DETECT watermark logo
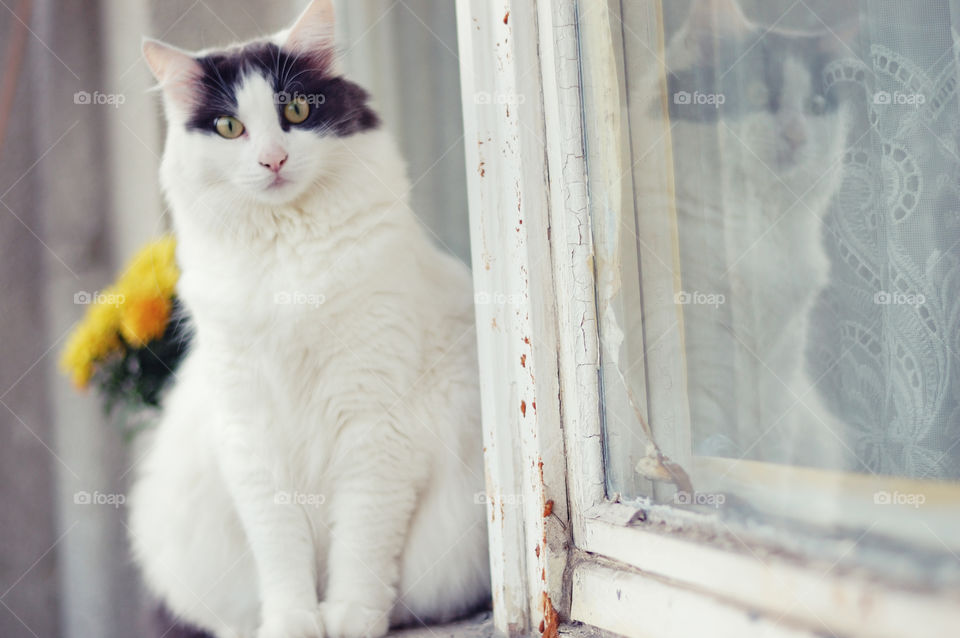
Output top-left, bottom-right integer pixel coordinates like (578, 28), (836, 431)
(74, 490), (126, 508)
(674, 290), (725, 308)
(74, 290), (125, 307)
(674, 490), (726, 508)
(873, 291), (925, 306)
(274, 490), (326, 507)
(74, 90), (126, 108)
(274, 291), (326, 308)
(474, 91), (526, 106)
(474, 291), (522, 306)
(473, 491), (524, 506)
(275, 91), (326, 106)
(873, 490), (925, 508)
(873, 91), (925, 106)
(674, 91), (725, 108)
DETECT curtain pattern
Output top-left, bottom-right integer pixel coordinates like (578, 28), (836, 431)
(810, 0), (960, 479)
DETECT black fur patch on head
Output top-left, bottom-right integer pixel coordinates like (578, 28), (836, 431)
(186, 42), (380, 136)
(665, 29), (842, 123)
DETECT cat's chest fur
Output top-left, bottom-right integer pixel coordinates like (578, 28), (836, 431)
(175, 217), (422, 420)
(177, 212), (412, 340)
(182, 242), (330, 334)
(676, 176), (832, 352)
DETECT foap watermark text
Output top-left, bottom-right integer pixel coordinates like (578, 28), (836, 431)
(674, 91), (725, 108)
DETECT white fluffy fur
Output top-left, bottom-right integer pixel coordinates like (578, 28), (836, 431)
(129, 4), (489, 638)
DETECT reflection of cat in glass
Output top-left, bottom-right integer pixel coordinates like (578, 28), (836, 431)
(649, 0), (853, 464)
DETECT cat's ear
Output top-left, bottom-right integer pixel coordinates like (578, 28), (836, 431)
(680, 0), (753, 66)
(284, 0), (337, 64)
(142, 38), (202, 112)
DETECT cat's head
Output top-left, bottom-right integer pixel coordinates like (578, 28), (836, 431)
(664, 0), (855, 197)
(144, 0), (381, 212)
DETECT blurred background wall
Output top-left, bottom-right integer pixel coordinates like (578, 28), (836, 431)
(0, 2), (467, 636)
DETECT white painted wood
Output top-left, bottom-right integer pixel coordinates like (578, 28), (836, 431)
(577, 0), (656, 502)
(462, 1), (960, 637)
(538, 0), (607, 547)
(571, 561), (820, 638)
(694, 456), (960, 553)
(579, 506), (960, 638)
(457, 1), (570, 634)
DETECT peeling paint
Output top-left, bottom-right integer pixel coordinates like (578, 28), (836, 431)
(539, 592), (560, 638)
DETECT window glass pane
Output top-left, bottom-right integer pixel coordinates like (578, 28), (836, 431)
(583, 0), (960, 575)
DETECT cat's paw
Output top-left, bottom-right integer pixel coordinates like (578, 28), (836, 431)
(319, 600), (388, 638)
(257, 606), (325, 638)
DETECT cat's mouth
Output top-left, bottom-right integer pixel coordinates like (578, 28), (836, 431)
(267, 174), (290, 189)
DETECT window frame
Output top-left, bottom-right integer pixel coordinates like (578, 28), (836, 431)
(456, 1), (960, 637)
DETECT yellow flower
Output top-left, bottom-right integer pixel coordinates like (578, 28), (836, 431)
(59, 235), (179, 388)
(60, 296), (123, 388)
(119, 295), (172, 347)
(115, 235), (179, 347)
(115, 235), (178, 301)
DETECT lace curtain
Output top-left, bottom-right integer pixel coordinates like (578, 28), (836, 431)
(809, 0), (960, 479)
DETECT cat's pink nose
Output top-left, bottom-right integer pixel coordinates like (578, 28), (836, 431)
(782, 116), (808, 150)
(259, 149), (288, 173)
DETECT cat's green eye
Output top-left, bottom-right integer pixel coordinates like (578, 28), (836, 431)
(284, 97), (310, 124)
(809, 95), (828, 115)
(215, 116), (245, 139)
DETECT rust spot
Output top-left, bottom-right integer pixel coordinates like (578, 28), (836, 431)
(532, 401), (537, 412)
(478, 161), (486, 177)
(520, 354), (527, 367)
(523, 337), (530, 345)
(503, 11), (510, 24)
(535, 544), (541, 558)
(543, 499), (553, 517)
(520, 400), (527, 417)
(540, 593), (559, 638)
(541, 568), (546, 581)
(491, 317), (498, 328)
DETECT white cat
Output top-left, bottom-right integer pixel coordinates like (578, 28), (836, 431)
(637, 0), (852, 465)
(128, 3), (489, 637)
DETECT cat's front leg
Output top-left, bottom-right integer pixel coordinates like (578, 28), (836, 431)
(216, 422), (325, 638)
(320, 429), (423, 638)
